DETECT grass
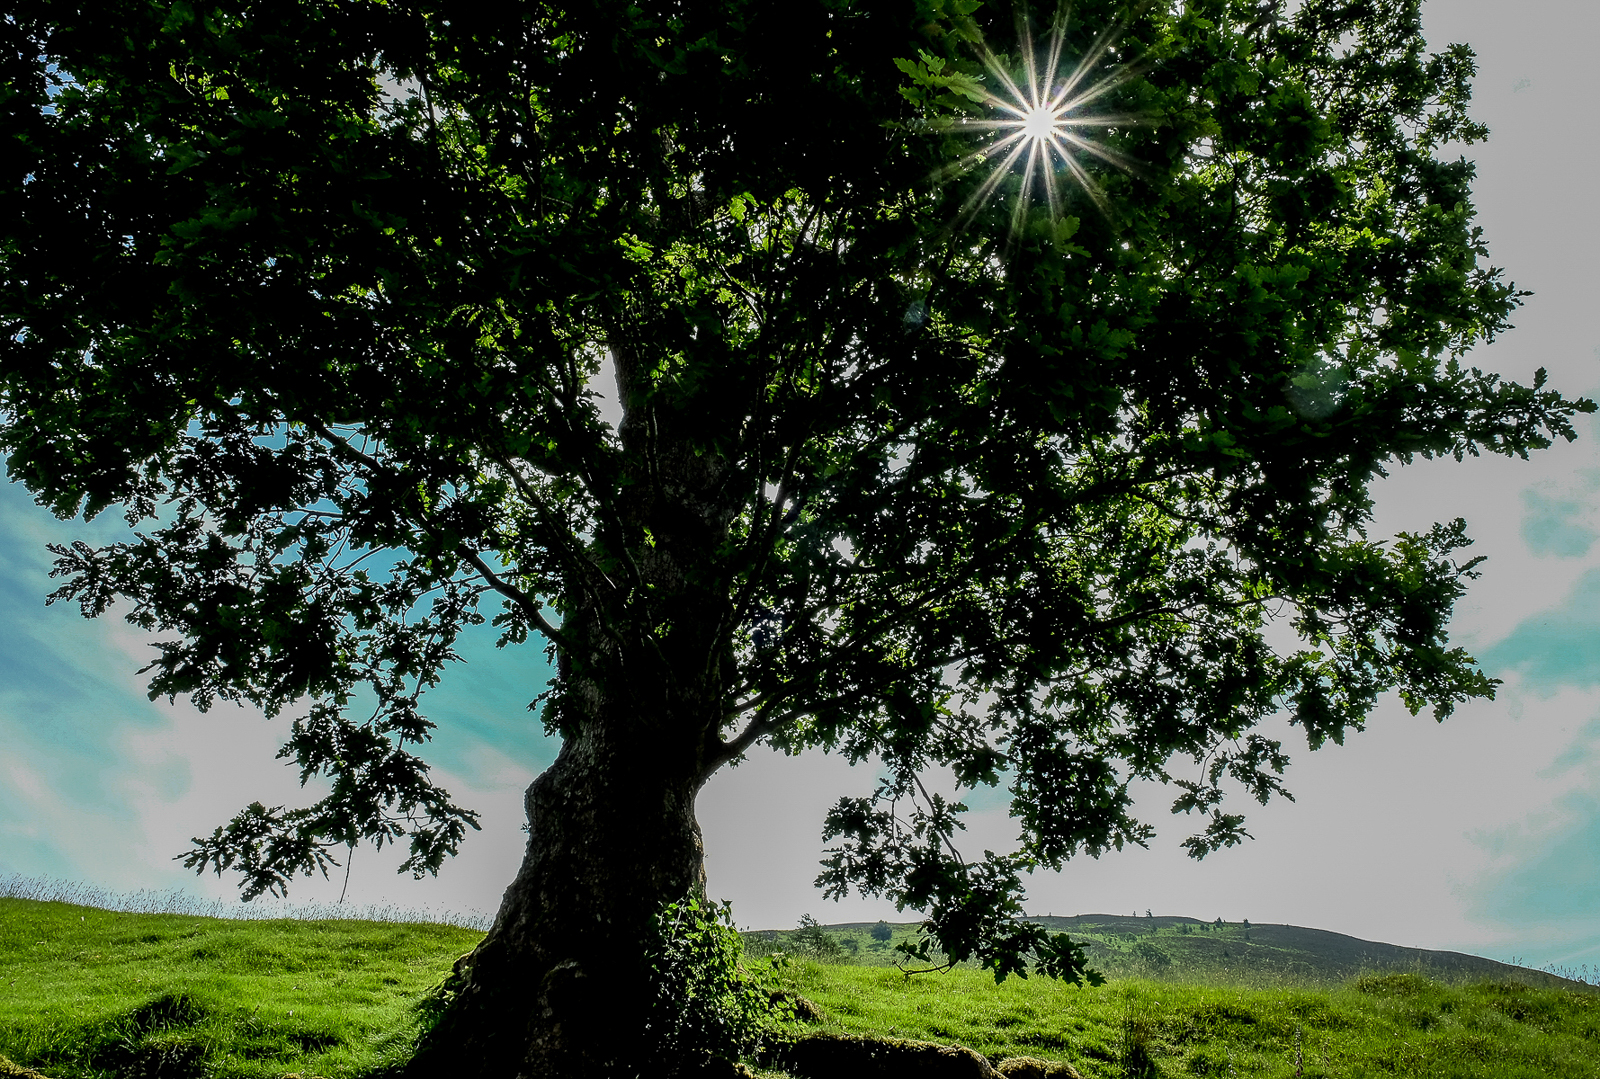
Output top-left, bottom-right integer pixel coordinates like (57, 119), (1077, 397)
(766, 961), (1600, 1077)
(0, 897), (477, 1079)
(3, 884), (1599, 1078)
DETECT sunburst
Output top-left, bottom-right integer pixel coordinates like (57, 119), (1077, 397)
(952, 7), (1147, 232)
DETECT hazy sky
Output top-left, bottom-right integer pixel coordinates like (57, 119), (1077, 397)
(4, 0), (1598, 970)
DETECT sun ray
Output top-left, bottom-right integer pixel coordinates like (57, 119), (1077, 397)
(1053, 142), (1112, 217)
(1060, 129), (1146, 180)
(935, 130), (1031, 186)
(963, 135), (1036, 218)
(974, 46), (1036, 118)
(1039, 4), (1071, 94)
(1057, 57), (1157, 115)
(1048, 12), (1130, 110)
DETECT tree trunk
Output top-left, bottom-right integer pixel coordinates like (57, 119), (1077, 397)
(413, 354), (741, 1076)
(410, 712), (713, 1078)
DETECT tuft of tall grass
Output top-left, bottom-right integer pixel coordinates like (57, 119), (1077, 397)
(1537, 962), (1600, 987)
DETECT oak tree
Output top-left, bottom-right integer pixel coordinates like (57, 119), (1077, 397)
(2, 0), (1589, 1073)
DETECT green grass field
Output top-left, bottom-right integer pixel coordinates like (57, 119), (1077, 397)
(4, 896), (1599, 1078)
(0, 898), (477, 1079)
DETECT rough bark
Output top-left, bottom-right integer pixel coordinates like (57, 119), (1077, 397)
(410, 713), (711, 1078)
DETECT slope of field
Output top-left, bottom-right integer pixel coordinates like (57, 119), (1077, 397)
(756, 915), (1591, 990)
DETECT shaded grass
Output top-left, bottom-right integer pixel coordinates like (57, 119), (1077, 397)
(0, 898), (477, 1078)
(770, 962), (1600, 1077)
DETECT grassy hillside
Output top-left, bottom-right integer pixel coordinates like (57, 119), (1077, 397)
(3, 896), (1598, 1078)
(0, 898), (475, 1079)
(752, 915), (1589, 990)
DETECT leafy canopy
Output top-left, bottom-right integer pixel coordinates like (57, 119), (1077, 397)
(1, 0), (1590, 981)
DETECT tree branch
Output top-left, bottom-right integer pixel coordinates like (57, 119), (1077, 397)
(459, 548), (565, 646)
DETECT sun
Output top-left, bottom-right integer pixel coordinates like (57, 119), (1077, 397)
(952, 7), (1145, 232)
(1023, 106), (1057, 141)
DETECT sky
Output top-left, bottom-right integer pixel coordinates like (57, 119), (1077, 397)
(4, 0), (1599, 971)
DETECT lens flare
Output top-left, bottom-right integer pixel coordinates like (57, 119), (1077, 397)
(950, 6), (1147, 233)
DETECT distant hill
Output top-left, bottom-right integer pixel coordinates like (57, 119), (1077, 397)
(750, 914), (1595, 991)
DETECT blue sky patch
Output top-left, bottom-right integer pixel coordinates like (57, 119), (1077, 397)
(1470, 789), (1600, 928)
(0, 476), (559, 846)
(1478, 568), (1600, 692)
(1521, 488), (1599, 558)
